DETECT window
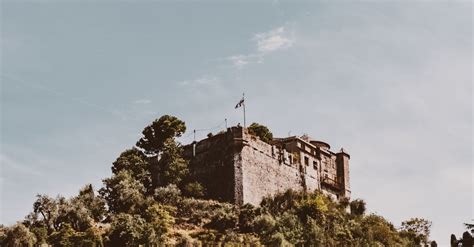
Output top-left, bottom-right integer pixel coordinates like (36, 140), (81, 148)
(304, 156), (309, 166)
(313, 161), (318, 169)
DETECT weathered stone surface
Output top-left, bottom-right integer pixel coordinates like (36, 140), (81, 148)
(183, 126), (350, 206)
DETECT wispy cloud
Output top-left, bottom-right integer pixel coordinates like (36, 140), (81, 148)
(254, 26), (294, 53)
(227, 54), (263, 68)
(178, 76), (220, 87)
(133, 99), (152, 104)
(227, 26), (294, 68)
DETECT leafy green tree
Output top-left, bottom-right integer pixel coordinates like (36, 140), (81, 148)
(247, 123), (273, 143)
(26, 186), (105, 240)
(361, 214), (402, 246)
(111, 148), (152, 193)
(48, 223), (77, 247)
(350, 199), (366, 216)
(99, 171), (146, 214)
(31, 194), (63, 233)
(74, 184), (106, 222)
(182, 181), (206, 198)
(136, 115), (186, 156)
(152, 184), (182, 205)
(157, 139), (189, 186)
(106, 213), (151, 247)
(143, 204), (175, 243)
(2, 223), (37, 247)
(400, 217), (432, 245)
(135, 115), (189, 190)
(56, 199), (93, 232)
(30, 226), (48, 244)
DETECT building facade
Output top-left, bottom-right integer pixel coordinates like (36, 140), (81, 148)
(183, 126), (350, 206)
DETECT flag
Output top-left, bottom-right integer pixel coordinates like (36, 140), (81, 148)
(235, 98), (244, 109)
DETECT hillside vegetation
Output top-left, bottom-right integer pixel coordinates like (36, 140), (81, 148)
(1, 115), (438, 246)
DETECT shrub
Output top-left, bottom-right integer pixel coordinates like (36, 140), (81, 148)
(350, 199), (366, 216)
(248, 123), (273, 143)
(205, 207), (239, 232)
(182, 182), (206, 198)
(153, 184), (182, 205)
(238, 204), (261, 233)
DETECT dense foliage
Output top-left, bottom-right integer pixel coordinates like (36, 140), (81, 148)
(248, 122), (274, 143)
(2, 115), (444, 246)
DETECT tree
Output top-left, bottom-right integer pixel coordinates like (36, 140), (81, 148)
(157, 139), (189, 187)
(451, 234), (458, 247)
(400, 218), (432, 245)
(136, 115), (186, 156)
(2, 223), (37, 247)
(75, 184), (106, 222)
(361, 214), (402, 246)
(247, 123), (273, 143)
(99, 171), (146, 214)
(30, 226), (48, 245)
(462, 231), (473, 246)
(350, 199), (366, 216)
(143, 203), (175, 242)
(107, 213), (150, 247)
(48, 223), (77, 247)
(31, 195), (62, 233)
(56, 198), (93, 232)
(111, 148), (152, 193)
(152, 184), (182, 205)
(182, 181), (206, 198)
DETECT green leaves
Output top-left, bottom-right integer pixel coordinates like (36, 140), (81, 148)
(111, 148), (153, 194)
(157, 139), (189, 187)
(100, 171), (146, 214)
(247, 122), (273, 143)
(350, 199), (366, 216)
(2, 223), (37, 247)
(400, 217), (432, 245)
(136, 115), (186, 156)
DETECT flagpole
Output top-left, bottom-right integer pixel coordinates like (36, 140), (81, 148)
(243, 93), (246, 128)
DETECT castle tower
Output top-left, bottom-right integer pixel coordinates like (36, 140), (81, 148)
(336, 149), (351, 198)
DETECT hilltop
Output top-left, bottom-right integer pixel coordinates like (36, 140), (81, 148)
(0, 115), (437, 246)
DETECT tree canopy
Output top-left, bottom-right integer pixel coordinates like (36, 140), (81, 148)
(247, 122), (273, 143)
(136, 115), (186, 156)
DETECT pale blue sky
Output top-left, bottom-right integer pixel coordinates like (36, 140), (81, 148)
(1, 1), (472, 245)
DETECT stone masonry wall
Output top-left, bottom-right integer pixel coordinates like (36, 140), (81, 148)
(183, 126), (341, 206)
(237, 130), (319, 206)
(183, 128), (243, 203)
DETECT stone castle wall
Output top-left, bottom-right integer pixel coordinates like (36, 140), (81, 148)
(237, 131), (319, 205)
(183, 128), (242, 203)
(184, 127), (324, 206)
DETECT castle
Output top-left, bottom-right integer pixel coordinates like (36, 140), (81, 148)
(183, 126), (350, 206)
